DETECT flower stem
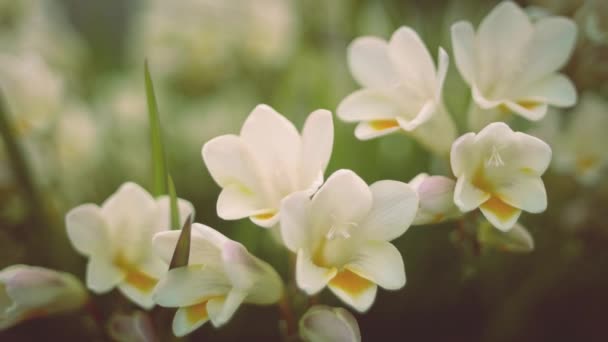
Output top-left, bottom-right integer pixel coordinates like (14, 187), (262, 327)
(278, 294), (297, 339)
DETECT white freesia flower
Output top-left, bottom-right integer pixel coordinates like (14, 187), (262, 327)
(337, 26), (456, 155)
(450, 122), (551, 231)
(280, 169), (418, 312)
(202, 104), (333, 228)
(0, 265), (87, 330)
(451, 1), (578, 128)
(409, 173), (461, 225)
(300, 305), (361, 342)
(552, 93), (608, 185)
(65, 182), (193, 309)
(152, 223), (283, 337)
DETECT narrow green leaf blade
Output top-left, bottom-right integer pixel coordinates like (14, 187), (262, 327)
(167, 175), (180, 230)
(169, 214), (192, 269)
(144, 60), (168, 197)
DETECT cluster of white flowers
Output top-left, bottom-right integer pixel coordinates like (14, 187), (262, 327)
(3, 1), (599, 341)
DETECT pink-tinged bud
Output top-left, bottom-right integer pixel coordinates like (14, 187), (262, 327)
(0, 265), (87, 330)
(107, 311), (158, 342)
(409, 173), (461, 225)
(300, 305), (361, 342)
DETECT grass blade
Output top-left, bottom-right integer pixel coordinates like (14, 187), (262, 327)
(167, 175), (180, 230)
(169, 214), (192, 269)
(144, 60), (168, 197)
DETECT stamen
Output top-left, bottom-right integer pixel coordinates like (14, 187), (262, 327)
(486, 145), (505, 167)
(326, 216), (358, 240)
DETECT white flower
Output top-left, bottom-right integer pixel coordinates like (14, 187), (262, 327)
(450, 122), (551, 231)
(451, 1), (577, 126)
(409, 173), (461, 225)
(299, 305), (361, 342)
(152, 223), (283, 337)
(65, 182), (193, 309)
(202, 104), (333, 228)
(552, 93), (608, 185)
(280, 169), (418, 312)
(0, 265), (87, 330)
(337, 26), (456, 155)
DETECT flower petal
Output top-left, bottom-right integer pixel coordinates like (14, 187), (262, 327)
(451, 21), (476, 85)
(388, 26), (436, 93)
(299, 305), (361, 342)
(172, 304), (209, 337)
(156, 197), (195, 230)
(65, 204), (110, 257)
(337, 88), (401, 123)
(503, 101), (548, 121)
(358, 180), (418, 241)
(479, 197), (522, 232)
(153, 224), (226, 267)
(217, 184), (265, 220)
(328, 270), (377, 313)
(206, 289), (247, 327)
(296, 249), (337, 295)
(117, 282), (155, 310)
(310, 170), (373, 238)
(454, 176), (490, 212)
(450, 132), (477, 177)
(86, 258), (124, 293)
(354, 120), (401, 140)
(346, 241), (406, 290)
(496, 176), (547, 214)
(153, 265), (230, 308)
(300, 109), (333, 188)
(512, 132), (552, 175)
(280, 191), (313, 252)
(347, 36), (398, 88)
(517, 74), (577, 108)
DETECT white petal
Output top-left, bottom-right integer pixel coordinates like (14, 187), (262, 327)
(476, 2), (532, 90)
(337, 88), (401, 123)
(300, 109), (333, 188)
(153, 265), (230, 308)
(310, 170), (373, 238)
(65, 204), (110, 257)
(172, 305), (209, 337)
(354, 121), (401, 140)
(240, 104), (301, 200)
(517, 74), (577, 108)
(296, 249), (337, 295)
(512, 132), (552, 175)
(413, 176), (460, 225)
(479, 198), (522, 232)
(327, 273), (377, 313)
(358, 180), (418, 241)
(117, 283), (155, 310)
(435, 47), (449, 99)
(100, 182), (158, 261)
(249, 211), (280, 228)
(396, 100), (436, 131)
(388, 26), (436, 93)
(347, 36), (398, 88)
(206, 289), (247, 327)
(503, 101), (548, 121)
(280, 191), (313, 252)
(450, 132), (477, 177)
(409, 104), (458, 156)
(520, 17), (577, 85)
(156, 197), (195, 230)
(86, 258), (124, 293)
(496, 176), (547, 214)
(346, 241), (405, 290)
(451, 21), (476, 85)
(153, 224), (226, 266)
(216, 184), (264, 220)
(454, 177), (490, 212)
(202, 134), (266, 215)
(300, 305), (361, 342)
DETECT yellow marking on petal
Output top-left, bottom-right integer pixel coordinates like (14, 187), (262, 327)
(184, 302), (209, 325)
(520, 167), (535, 175)
(517, 100), (540, 110)
(114, 256), (158, 293)
(369, 119), (399, 131)
(481, 197), (519, 222)
(576, 156), (598, 173)
(329, 269), (374, 297)
(472, 167), (493, 194)
(253, 210), (277, 220)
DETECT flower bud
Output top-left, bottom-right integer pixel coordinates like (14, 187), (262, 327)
(0, 265), (87, 330)
(299, 305), (361, 342)
(107, 311), (157, 342)
(409, 173), (461, 225)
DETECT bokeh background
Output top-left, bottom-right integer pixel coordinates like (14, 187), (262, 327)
(0, 0), (607, 340)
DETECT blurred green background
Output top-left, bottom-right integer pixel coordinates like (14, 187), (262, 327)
(0, 0), (607, 340)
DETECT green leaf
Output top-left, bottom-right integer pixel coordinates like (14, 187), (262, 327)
(169, 214), (192, 269)
(167, 175), (180, 230)
(144, 60), (168, 197)
(477, 221), (534, 253)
